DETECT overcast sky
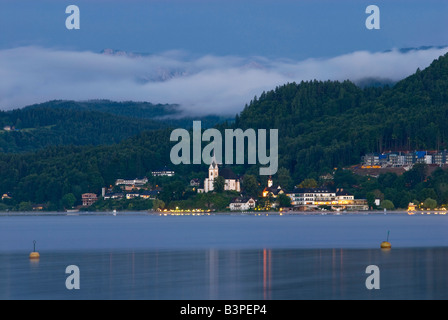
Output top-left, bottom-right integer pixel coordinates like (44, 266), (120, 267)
(1, 0), (448, 115)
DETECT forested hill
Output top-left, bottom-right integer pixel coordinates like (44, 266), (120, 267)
(26, 100), (232, 128)
(235, 52), (448, 181)
(1, 53), (448, 208)
(26, 100), (179, 119)
(0, 105), (165, 153)
(0, 100), (231, 153)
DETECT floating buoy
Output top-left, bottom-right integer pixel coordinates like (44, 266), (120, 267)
(381, 231), (391, 249)
(29, 252), (40, 259)
(380, 241), (391, 249)
(29, 240), (40, 259)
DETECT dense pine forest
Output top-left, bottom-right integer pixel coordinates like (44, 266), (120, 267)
(2, 52), (448, 211)
(0, 101), (230, 153)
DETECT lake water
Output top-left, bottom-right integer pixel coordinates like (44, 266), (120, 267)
(1, 213), (448, 300)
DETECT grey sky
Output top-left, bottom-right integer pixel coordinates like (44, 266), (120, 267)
(1, 0), (447, 59)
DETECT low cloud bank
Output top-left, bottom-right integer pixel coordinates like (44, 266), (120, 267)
(0, 46), (447, 115)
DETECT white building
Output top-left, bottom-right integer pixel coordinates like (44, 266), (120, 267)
(151, 167), (175, 177)
(287, 188), (337, 207)
(286, 188), (368, 211)
(203, 155), (240, 193)
(230, 197), (256, 211)
(204, 158), (219, 193)
(115, 177), (148, 186)
(104, 192), (124, 200)
(334, 190), (355, 205)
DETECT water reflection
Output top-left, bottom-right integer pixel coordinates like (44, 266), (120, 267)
(207, 249), (218, 300)
(263, 249), (272, 300)
(1, 247), (448, 300)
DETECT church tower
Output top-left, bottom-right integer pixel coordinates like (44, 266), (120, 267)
(204, 152), (219, 193)
(201, 151), (240, 194)
(209, 154), (219, 181)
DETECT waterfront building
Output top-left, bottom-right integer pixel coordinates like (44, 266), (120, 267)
(229, 197), (256, 211)
(82, 193), (98, 207)
(335, 189), (355, 204)
(287, 187), (336, 207)
(286, 188), (367, 211)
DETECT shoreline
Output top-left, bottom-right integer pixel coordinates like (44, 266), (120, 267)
(0, 210), (426, 217)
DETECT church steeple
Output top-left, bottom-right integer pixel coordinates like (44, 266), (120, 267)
(209, 151), (218, 169)
(209, 151), (219, 180)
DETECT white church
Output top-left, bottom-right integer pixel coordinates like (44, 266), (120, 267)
(201, 155), (241, 193)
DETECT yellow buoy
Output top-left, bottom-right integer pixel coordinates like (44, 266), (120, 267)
(29, 240), (40, 259)
(380, 241), (391, 249)
(29, 252), (40, 259)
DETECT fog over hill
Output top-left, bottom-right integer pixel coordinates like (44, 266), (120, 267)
(0, 45), (447, 116)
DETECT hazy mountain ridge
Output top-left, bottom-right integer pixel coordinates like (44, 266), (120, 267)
(99, 46), (448, 86)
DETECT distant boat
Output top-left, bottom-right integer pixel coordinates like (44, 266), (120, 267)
(66, 209), (79, 213)
(113, 209), (117, 216)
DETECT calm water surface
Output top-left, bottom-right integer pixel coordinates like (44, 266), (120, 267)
(0, 213), (447, 300)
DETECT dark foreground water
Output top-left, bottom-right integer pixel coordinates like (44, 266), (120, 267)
(1, 213), (448, 300)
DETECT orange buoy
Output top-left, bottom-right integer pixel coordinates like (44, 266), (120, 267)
(29, 252), (40, 259)
(29, 240), (40, 259)
(380, 241), (391, 249)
